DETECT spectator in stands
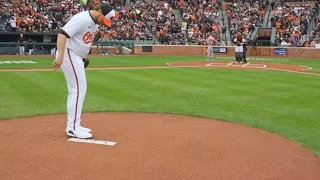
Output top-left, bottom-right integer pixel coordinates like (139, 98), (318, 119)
(272, 1), (318, 47)
(0, 0), (124, 33)
(145, 1), (183, 44)
(9, 17), (17, 32)
(97, 4), (153, 41)
(315, 40), (320, 48)
(176, 0), (221, 45)
(226, 0), (267, 42)
(0, 0), (219, 45)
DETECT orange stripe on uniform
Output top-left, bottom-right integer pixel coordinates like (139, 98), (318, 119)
(67, 49), (79, 130)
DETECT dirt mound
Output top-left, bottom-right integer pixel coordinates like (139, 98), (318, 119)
(0, 112), (319, 180)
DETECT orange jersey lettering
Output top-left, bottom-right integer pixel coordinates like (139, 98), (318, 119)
(83, 32), (95, 44)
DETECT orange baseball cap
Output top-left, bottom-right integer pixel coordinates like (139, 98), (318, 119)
(100, 4), (119, 27)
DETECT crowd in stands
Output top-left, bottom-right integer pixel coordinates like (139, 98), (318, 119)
(100, 0), (222, 45)
(143, 0), (222, 45)
(1, 0), (320, 47)
(1, 0), (222, 45)
(0, 0), (124, 32)
(149, 1), (184, 45)
(309, 16), (320, 47)
(302, 14), (320, 48)
(272, 1), (319, 47)
(226, 0), (268, 43)
(95, 5), (153, 41)
(0, 0), (92, 33)
(177, 0), (222, 45)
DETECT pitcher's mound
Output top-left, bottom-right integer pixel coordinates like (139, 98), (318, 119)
(0, 112), (319, 180)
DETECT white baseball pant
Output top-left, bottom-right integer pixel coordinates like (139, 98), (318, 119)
(19, 46), (25, 55)
(56, 48), (87, 130)
(207, 45), (214, 59)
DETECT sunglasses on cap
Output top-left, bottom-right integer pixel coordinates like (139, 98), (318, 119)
(100, 4), (119, 27)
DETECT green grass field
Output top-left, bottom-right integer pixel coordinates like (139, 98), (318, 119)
(0, 55), (320, 156)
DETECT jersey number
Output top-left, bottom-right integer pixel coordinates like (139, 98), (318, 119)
(83, 32), (95, 44)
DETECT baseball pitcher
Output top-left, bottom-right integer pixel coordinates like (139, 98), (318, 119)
(53, 4), (116, 139)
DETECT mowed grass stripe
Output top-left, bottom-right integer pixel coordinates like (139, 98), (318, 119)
(0, 73), (34, 119)
(12, 72), (68, 111)
(90, 70), (195, 100)
(102, 68), (319, 119)
(125, 70), (215, 95)
(13, 72), (67, 95)
(84, 70), (190, 112)
(89, 69), (222, 112)
(98, 69), (290, 124)
(0, 73), (49, 119)
(139, 68), (270, 100)
(86, 71), (151, 103)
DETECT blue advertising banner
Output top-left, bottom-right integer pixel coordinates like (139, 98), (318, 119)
(274, 48), (287, 56)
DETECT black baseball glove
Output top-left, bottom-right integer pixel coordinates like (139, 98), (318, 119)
(83, 58), (89, 68)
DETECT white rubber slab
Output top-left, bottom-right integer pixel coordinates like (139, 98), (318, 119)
(68, 138), (117, 146)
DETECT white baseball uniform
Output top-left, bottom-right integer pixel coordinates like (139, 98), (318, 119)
(207, 36), (215, 60)
(55, 11), (98, 131)
(234, 37), (245, 53)
(234, 37), (246, 63)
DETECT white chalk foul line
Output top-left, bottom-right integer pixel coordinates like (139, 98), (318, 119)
(251, 67), (320, 76)
(241, 62), (249, 67)
(226, 62), (234, 66)
(206, 62), (230, 66)
(297, 65), (312, 70)
(68, 138), (117, 146)
(0, 63), (319, 76)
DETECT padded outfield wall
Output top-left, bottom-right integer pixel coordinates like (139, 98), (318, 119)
(120, 45), (320, 59)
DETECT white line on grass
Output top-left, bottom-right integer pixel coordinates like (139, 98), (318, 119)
(1, 65), (319, 76)
(253, 67), (320, 76)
